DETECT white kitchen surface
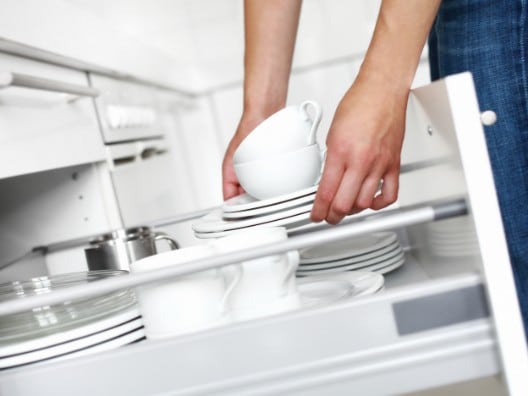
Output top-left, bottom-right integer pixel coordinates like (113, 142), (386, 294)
(0, 0), (381, 91)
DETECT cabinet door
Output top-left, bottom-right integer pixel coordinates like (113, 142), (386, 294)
(0, 53), (105, 179)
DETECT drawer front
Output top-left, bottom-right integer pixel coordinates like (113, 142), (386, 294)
(89, 74), (166, 143)
(0, 53), (105, 179)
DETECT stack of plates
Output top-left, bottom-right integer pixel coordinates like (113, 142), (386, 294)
(0, 271), (145, 371)
(425, 215), (480, 257)
(192, 185), (318, 239)
(296, 231), (405, 277)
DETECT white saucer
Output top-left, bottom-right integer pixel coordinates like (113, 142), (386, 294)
(0, 318), (145, 369)
(376, 258), (405, 274)
(430, 246), (480, 257)
(0, 307), (142, 357)
(297, 271), (384, 307)
(222, 193), (315, 219)
(297, 251), (405, 275)
(194, 212), (313, 239)
(298, 244), (403, 271)
(193, 203), (313, 233)
(300, 241), (401, 267)
(299, 232), (398, 264)
(222, 185), (318, 213)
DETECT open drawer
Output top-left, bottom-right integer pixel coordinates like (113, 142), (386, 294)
(0, 52), (105, 179)
(0, 73), (526, 395)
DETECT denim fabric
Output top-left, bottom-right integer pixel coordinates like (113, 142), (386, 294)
(429, 0), (528, 337)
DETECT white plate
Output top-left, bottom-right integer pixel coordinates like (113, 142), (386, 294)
(430, 246), (480, 257)
(222, 185), (318, 213)
(0, 307), (141, 357)
(0, 318), (144, 369)
(430, 240), (480, 249)
(297, 251), (405, 275)
(300, 240), (401, 267)
(297, 271), (384, 307)
(375, 258), (405, 274)
(425, 217), (475, 232)
(194, 204), (313, 233)
(222, 193), (315, 219)
(51, 327), (145, 363)
(299, 232), (398, 264)
(298, 244), (403, 271)
(194, 211), (311, 239)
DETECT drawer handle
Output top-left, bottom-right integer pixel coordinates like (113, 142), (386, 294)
(0, 71), (99, 97)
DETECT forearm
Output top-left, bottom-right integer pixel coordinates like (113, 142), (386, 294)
(243, 0), (302, 118)
(358, 0), (441, 95)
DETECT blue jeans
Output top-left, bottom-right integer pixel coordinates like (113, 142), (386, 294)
(429, 0), (528, 337)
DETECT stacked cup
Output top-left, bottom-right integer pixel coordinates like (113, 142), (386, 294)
(233, 100), (325, 200)
(129, 226), (300, 339)
(212, 227), (300, 321)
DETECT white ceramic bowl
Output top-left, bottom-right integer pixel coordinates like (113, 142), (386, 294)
(233, 100), (322, 164)
(234, 143), (323, 200)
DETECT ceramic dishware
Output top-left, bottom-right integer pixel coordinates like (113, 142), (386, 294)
(129, 244), (239, 339)
(212, 226), (301, 321)
(234, 100), (323, 164)
(234, 143), (324, 200)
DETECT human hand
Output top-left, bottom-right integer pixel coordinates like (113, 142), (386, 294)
(222, 113), (267, 200)
(311, 73), (409, 224)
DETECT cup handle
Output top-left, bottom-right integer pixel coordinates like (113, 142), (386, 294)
(280, 250), (299, 296)
(300, 100), (323, 145)
(219, 264), (243, 311)
(315, 147), (327, 185)
(153, 232), (179, 250)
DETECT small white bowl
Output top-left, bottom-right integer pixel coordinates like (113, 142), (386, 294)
(234, 143), (323, 200)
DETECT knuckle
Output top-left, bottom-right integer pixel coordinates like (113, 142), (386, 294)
(355, 197), (372, 210)
(332, 201), (350, 216)
(317, 187), (334, 205)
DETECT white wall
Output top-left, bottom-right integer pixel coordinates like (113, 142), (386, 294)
(0, 0), (381, 92)
(0, 0), (430, 213)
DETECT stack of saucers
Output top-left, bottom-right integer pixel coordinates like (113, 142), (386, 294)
(296, 231), (405, 277)
(0, 270), (144, 371)
(192, 185), (318, 239)
(424, 215), (480, 257)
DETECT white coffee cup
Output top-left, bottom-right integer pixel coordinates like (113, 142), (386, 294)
(234, 143), (324, 200)
(129, 244), (240, 339)
(234, 100), (323, 164)
(212, 227), (300, 321)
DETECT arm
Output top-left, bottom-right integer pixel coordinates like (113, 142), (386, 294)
(311, 0), (441, 224)
(222, 0), (302, 200)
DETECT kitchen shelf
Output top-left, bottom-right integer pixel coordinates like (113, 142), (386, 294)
(0, 253), (498, 396)
(0, 72), (525, 395)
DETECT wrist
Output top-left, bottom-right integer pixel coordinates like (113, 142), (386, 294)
(355, 65), (411, 100)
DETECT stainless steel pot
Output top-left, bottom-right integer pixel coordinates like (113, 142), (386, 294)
(84, 227), (179, 271)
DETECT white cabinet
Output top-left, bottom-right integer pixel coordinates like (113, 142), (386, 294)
(0, 53), (105, 179)
(89, 74), (167, 143)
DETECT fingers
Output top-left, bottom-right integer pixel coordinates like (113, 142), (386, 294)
(325, 170), (363, 224)
(310, 154), (345, 222)
(311, 160), (399, 224)
(370, 168), (399, 210)
(222, 153), (244, 201)
(223, 182), (240, 201)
